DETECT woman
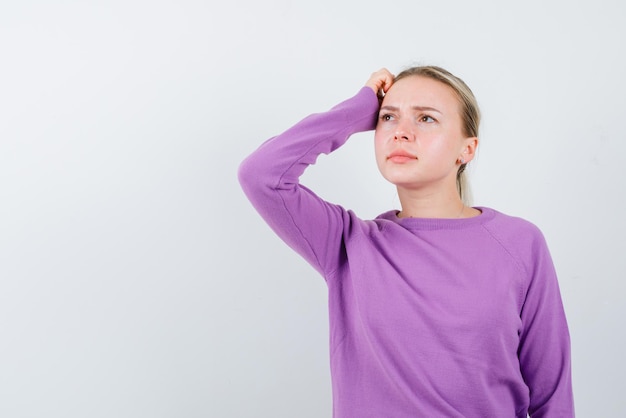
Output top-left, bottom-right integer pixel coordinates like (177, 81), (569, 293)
(238, 67), (574, 417)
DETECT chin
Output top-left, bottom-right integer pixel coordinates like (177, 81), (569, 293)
(381, 173), (418, 187)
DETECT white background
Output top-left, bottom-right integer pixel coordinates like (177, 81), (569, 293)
(1, 0), (624, 417)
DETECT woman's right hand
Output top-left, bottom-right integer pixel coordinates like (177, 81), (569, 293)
(365, 68), (395, 101)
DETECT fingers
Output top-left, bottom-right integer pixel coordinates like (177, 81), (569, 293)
(365, 68), (395, 98)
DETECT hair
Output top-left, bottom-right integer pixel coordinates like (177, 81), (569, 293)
(394, 66), (481, 205)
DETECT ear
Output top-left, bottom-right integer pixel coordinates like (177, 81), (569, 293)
(459, 137), (479, 164)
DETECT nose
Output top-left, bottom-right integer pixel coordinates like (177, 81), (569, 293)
(394, 131), (408, 141)
(392, 117), (414, 141)
(393, 125), (413, 142)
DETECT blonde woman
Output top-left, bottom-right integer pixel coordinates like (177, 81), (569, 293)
(239, 67), (574, 417)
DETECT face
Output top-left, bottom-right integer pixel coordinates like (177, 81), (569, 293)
(374, 75), (476, 192)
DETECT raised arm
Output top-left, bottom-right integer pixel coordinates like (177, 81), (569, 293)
(238, 71), (392, 276)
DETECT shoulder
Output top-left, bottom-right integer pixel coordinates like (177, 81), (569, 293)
(480, 207), (552, 273)
(481, 207), (544, 240)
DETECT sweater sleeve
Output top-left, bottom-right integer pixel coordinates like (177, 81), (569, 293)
(519, 230), (575, 417)
(238, 87), (380, 276)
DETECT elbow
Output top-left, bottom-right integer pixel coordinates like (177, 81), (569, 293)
(237, 154), (259, 195)
(237, 152), (275, 201)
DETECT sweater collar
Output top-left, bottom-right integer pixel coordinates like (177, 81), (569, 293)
(376, 207), (495, 231)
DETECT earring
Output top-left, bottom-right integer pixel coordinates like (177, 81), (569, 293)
(458, 157), (465, 164)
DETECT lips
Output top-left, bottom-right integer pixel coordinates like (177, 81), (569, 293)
(387, 149), (417, 163)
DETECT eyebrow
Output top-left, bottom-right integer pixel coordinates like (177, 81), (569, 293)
(380, 105), (442, 114)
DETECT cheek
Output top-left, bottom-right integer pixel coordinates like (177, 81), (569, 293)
(373, 132), (386, 160)
(376, 121), (394, 134)
(429, 141), (463, 166)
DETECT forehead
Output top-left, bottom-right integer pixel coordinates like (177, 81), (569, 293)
(383, 75), (460, 112)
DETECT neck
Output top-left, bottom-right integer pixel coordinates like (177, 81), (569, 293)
(396, 186), (471, 219)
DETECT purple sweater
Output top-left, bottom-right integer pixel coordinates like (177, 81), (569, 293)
(238, 87), (574, 417)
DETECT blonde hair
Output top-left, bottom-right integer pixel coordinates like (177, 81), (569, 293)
(394, 66), (480, 205)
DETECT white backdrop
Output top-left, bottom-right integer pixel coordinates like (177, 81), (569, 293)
(1, 1), (624, 417)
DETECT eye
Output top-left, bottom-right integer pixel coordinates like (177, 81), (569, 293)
(420, 115), (436, 123)
(380, 113), (394, 122)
